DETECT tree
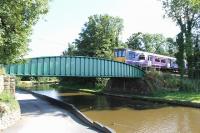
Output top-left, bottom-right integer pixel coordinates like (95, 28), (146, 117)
(62, 43), (77, 56)
(126, 32), (144, 51)
(175, 32), (185, 80)
(161, 0), (200, 77)
(74, 14), (124, 59)
(166, 37), (177, 56)
(0, 0), (48, 64)
(126, 32), (175, 55)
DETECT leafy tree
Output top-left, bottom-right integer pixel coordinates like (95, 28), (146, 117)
(74, 14), (124, 59)
(126, 32), (174, 55)
(175, 32), (185, 80)
(62, 43), (77, 56)
(126, 32), (144, 51)
(0, 0), (49, 64)
(193, 34), (200, 78)
(161, 0), (200, 78)
(166, 37), (177, 56)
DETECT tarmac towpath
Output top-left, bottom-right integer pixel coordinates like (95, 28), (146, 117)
(2, 90), (99, 133)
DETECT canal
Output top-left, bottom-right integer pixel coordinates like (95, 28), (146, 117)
(30, 85), (200, 133)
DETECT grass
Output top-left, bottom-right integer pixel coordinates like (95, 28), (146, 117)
(0, 91), (19, 114)
(150, 91), (200, 103)
(17, 81), (103, 93)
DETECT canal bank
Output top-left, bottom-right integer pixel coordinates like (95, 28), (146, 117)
(2, 90), (111, 133)
(103, 92), (200, 108)
(61, 87), (200, 109)
(15, 89), (115, 133)
(56, 87), (200, 109)
(29, 88), (200, 133)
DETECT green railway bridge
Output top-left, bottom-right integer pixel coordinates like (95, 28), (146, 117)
(5, 56), (145, 78)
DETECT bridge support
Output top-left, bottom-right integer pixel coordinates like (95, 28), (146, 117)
(0, 75), (15, 96)
(105, 78), (151, 95)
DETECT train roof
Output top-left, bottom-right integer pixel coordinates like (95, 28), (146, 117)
(132, 50), (176, 60)
(114, 48), (176, 60)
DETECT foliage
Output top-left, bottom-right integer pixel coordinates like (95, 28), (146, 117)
(62, 14), (123, 87)
(192, 35), (200, 79)
(166, 37), (177, 55)
(145, 71), (180, 92)
(62, 43), (77, 56)
(18, 76), (58, 82)
(126, 32), (177, 56)
(151, 90), (200, 103)
(0, 91), (19, 114)
(175, 32), (185, 80)
(0, 65), (5, 75)
(74, 14), (124, 59)
(161, 0), (200, 78)
(0, 0), (49, 65)
(145, 71), (200, 93)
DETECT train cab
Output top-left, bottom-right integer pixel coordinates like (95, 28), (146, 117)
(114, 48), (140, 66)
(114, 48), (127, 63)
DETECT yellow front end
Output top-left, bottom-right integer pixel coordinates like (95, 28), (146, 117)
(114, 57), (126, 63)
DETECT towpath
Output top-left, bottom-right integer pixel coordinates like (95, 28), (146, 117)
(3, 90), (99, 133)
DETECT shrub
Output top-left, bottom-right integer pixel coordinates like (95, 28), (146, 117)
(0, 91), (19, 114)
(146, 71), (200, 93)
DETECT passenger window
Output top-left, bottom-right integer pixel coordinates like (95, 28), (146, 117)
(161, 59), (166, 63)
(155, 58), (160, 62)
(139, 54), (145, 60)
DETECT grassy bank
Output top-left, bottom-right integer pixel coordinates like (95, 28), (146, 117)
(0, 91), (19, 115)
(150, 91), (200, 103)
(17, 81), (102, 93)
(143, 71), (200, 104)
(16, 71), (200, 106)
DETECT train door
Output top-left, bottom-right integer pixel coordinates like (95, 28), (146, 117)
(147, 55), (152, 67)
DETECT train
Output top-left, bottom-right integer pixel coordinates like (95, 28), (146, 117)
(114, 48), (187, 70)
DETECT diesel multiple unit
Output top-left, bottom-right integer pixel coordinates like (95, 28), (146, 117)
(114, 48), (187, 70)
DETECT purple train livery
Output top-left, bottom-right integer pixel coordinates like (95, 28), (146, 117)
(114, 48), (187, 70)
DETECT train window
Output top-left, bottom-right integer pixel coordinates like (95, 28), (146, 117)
(161, 59), (166, 63)
(118, 51), (122, 57)
(115, 50), (126, 57)
(114, 51), (118, 57)
(139, 54), (145, 60)
(155, 58), (160, 62)
(122, 51), (126, 57)
(128, 52), (135, 59)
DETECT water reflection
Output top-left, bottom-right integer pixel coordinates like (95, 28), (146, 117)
(34, 89), (200, 133)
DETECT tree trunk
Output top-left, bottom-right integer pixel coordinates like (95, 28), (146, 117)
(185, 32), (193, 78)
(176, 32), (185, 90)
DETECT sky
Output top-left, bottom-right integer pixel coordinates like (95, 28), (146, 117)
(27, 0), (180, 58)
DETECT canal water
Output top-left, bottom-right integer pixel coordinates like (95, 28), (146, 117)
(31, 85), (200, 133)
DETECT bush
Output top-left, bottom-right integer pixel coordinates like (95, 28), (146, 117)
(146, 71), (200, 93)
(181, 79), (200, 92)
(0, 91), (19, 114)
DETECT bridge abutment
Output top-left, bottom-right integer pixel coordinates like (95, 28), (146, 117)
(105, 78), (151, 95)
(0, 75), (15, 96)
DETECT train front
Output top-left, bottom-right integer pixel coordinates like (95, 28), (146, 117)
(113, 48), (127, 63)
